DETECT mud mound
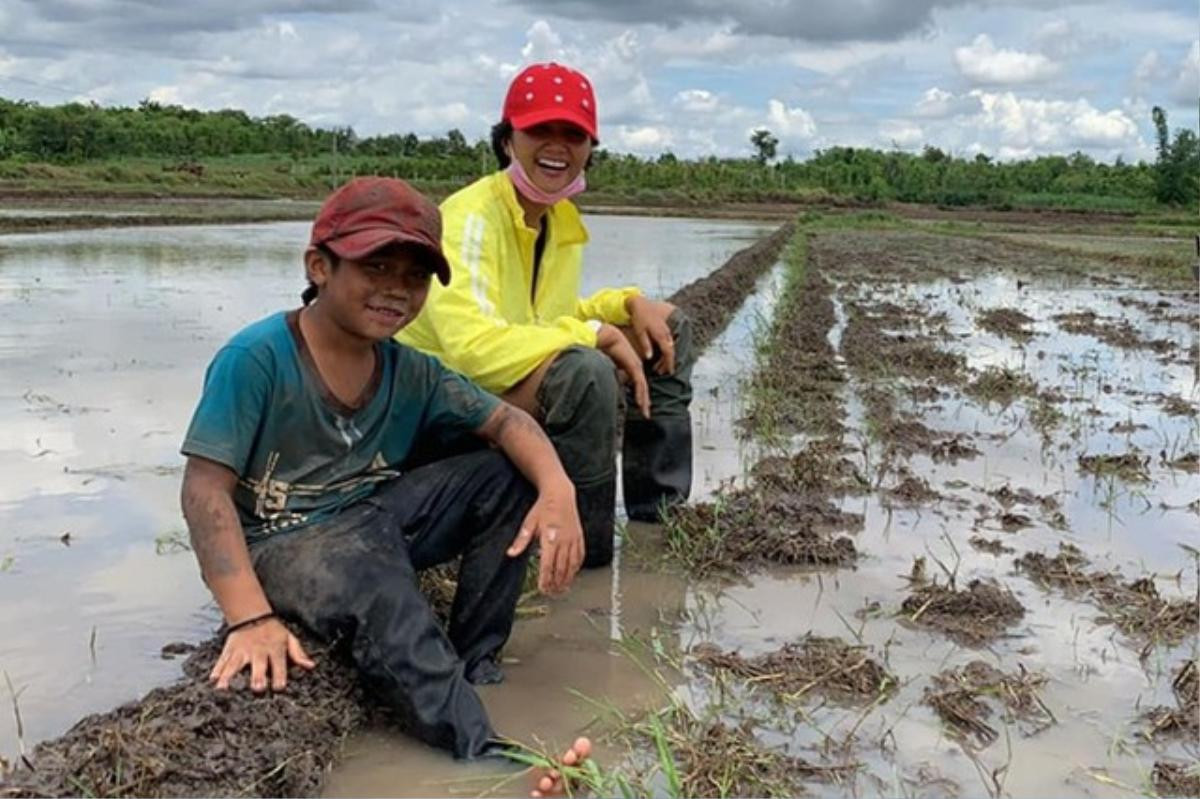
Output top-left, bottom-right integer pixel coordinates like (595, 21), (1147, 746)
(977, 307), (1035, 342)
(1160, 393), (1198, 418)
(968, 536), (1014, 555)
(1016, 543), (1198, 649)
(900, 578), (1025, 646)
(743, 254), (847, 438)
(1077, 451), (1151, 481)
(663, 487), (859, 577)
(1153, 760), (1200, 798)
(668, 221), (795, 354)
(0, 634), (365, 798)
(884, 473), (942, 507)
(748, 439), (869, 496)
(1143, 660), (1198, 741)
(692, 636), (895, 702)
(965, 367), (1038, 407)
(1053, 310), (1174, 354)
(842, 309), (966, 383)
(924, 661), (1054, 746)
(672, 715), (854, 797)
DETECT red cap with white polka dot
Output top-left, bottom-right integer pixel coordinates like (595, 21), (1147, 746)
(502, 62), (598, 140)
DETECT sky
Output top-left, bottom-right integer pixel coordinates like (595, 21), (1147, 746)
(0, 0), (1196, 163)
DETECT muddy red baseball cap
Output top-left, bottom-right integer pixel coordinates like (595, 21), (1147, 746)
(309, 177), (450, 285)
(503, 62), (598, 140)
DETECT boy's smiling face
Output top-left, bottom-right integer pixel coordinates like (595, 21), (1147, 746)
(305, 244), (433, 342)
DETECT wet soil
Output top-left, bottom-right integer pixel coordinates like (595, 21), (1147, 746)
(977, 307), (1035, 342)
(1153, 760), (1200, 797)
(900, 577), (1026, 647)
(924, 660), (1054, 746)
(1143, 660), (1198, 741)
(1015, 544), (1198, 649)
(692, 636), (895, 702)
(0, 634), (365, 798)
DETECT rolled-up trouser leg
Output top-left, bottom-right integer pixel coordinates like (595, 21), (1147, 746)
(623, 309), (696, 521)
(536, 345), (620, 568)
(250, 451), (536, 760)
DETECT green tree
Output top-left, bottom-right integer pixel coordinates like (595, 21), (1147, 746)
(750, 128), (778, 165)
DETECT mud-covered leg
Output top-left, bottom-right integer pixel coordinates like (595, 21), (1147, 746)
(623, 309), (696, 521)
(536, 346), (620, 569)
(250, 503), (498, 760)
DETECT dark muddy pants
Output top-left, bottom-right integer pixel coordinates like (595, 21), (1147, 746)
(249, 450), (535, 760)
(537, 309), (696, 568)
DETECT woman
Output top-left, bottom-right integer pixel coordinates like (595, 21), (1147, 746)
(398, 62), (694, 568)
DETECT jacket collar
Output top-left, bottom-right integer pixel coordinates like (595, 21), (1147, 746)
(493, 171), (589, 246)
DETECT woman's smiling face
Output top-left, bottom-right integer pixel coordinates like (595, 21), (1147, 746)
(508, 120), (593, 196)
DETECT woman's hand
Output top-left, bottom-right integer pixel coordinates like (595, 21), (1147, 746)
(596, 323), (650, 418)
(626, 296), (678, 375)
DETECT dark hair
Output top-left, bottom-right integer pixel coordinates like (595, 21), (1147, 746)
(490, 119), (597, 170)
(301, 245), (339, 306)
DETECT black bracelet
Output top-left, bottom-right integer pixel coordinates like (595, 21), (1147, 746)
(224, 611), (276, 637)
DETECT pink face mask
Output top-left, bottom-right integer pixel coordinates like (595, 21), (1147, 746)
(506, 158), (587, 206)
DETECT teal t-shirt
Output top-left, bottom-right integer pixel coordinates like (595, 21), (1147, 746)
(181, 311), (500, 543)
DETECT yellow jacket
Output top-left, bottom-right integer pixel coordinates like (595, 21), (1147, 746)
(397, 172), (641, 394)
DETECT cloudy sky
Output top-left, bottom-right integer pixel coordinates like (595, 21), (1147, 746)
(0, 0), (1195, 162)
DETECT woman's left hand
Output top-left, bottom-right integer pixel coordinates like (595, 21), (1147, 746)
(626, 296), (677, 375)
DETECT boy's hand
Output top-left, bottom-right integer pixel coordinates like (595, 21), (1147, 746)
(507, 482), (584, 595)
(210, 617), (316, 692)
(596, 323), (650, 419)
(626, 296), (678, 376)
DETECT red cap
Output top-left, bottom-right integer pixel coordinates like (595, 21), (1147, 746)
(309, 177), (450, 285)
(502, 62), (598, 140)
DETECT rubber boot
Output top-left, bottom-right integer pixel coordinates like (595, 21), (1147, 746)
(622, 415), (693, 521)
(577, 476), (617, 568)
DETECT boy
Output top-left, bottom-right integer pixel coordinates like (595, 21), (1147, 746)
(180, 176), (590, 781)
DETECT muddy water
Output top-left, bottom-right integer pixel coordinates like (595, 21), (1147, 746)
(0, 215), (772, 762)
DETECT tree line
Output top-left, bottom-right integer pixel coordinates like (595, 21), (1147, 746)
(0, 96), (1195, 208)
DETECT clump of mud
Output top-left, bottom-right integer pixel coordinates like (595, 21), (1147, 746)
(0, 633), (366, 798)
(900, 575), (1025, 647)
(965, 366), (1038, 407)
(1077, 451), (1151, 482)
(663, 439), (863, 577)
(924, 661), (1055, 746)
(884, 473), (942, 507)
(669, 222), (796, 354)
(669, 713), (856, 797)
(1153, 760), (1200, 798)
(968, 536), (1014, 555)
(1016, 543), (1198, 650)
(692, 636), (895, 702)
(1162, 451), (1199, 473)
(977, 307), (1035, 342)
(1159, 393), (1198, 418)
(842, 306), (966, 383)
(1053, 310), (1174, 354)
(1143, 660), (1198, 741)
(662, 483), (859, 578)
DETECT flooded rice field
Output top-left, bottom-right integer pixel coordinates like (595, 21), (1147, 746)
(0, 212), (1197, 798)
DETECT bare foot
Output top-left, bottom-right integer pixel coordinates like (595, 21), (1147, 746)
(530, 737), (592, 798)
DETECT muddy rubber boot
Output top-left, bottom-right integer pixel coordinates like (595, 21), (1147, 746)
(577, 476), (617, 568)
(622, 415), (693, 521)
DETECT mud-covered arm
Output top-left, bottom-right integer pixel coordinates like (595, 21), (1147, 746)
(181, 455), (314, 690)
(475, 403), (583, 594)
(181, 455), (271, 624)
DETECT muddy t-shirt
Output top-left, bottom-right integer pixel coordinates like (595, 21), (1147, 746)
(181, 311), (499, 543)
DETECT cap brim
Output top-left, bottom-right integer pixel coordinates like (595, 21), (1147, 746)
(326, 229), (451, 286)
(509, 107), (597, 140)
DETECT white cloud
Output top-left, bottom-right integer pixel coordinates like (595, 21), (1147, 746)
(913, 86), (977, 118)
(971, 90), (1139, 151)
(650, 26), (747, 62)
(766, 99), (816, 141)
(880, 120), (924, 149)
(521, 19), (565, 62)
(609, 124), (673, 153)
(673, 89), (719, 113)
(1171, 40), (1199, 105)
(954, 34), (1060, 85)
